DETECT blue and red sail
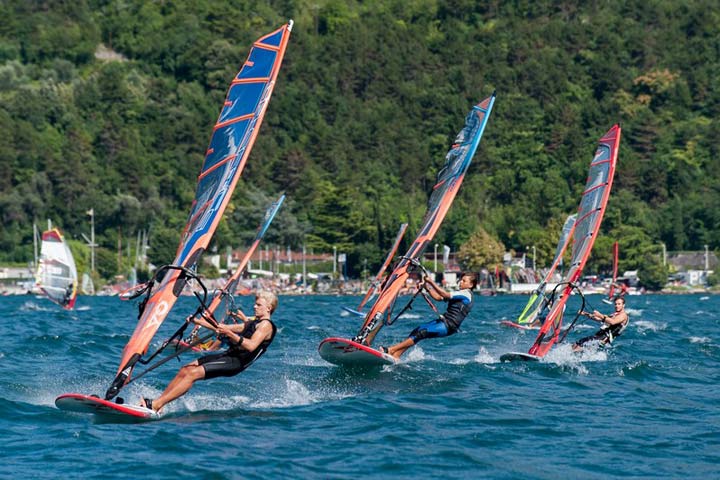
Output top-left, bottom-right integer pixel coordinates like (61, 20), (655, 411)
(107, 22), (292, 398)
(353, 94), (496, 346)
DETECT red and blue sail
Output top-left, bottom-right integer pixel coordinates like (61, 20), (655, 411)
(527, 125), (621, 357)
(107, 22), (292, 398)
(355, 94), (496, 346)
(202, 194), (285, 324)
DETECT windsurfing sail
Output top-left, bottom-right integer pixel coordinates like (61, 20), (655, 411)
(608, 241), (619, 300)
(81, 272), (95, 295)
(35, 228), (78, 309)
(195, 194), (284, 327)
(527, 124), (621, 358)
(105, 21), (293, 400)
(515, 214), (577, 325)
(356, 223), (408, 313)
(353, 93), (496, 346)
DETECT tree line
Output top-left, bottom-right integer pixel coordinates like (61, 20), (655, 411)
(1, 0), (718, 290)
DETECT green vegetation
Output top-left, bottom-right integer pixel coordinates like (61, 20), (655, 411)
(1, 1), (718, 291)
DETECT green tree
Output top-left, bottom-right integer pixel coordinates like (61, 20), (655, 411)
(637, 253), (668, 291)
(457, 227), (505, 272)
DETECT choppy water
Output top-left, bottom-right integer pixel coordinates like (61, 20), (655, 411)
(1, 293), (718, 479)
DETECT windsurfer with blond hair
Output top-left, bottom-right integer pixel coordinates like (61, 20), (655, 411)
(140, 290), (278, 413)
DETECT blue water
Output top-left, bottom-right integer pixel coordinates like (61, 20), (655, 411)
(1, 293), (718, 479)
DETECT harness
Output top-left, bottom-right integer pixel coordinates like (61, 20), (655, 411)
(228, 318), (277, 367)
(600, 316), (629, 343)
(441, 289), (474, 332)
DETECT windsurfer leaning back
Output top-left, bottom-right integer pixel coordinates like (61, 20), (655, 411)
(140, 291), (278, 413)
(573, 297), (629, 351)
(381, 273), (478, 359)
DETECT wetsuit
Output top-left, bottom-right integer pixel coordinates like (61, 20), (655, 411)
(408, 288), (474, 343)
(198, 318), (277, 379)
(574, 314), (628, 348)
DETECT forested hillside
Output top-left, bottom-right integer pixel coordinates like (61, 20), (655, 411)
(1, 0), (718, 283)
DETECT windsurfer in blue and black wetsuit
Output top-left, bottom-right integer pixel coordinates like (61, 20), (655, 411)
(382, 273), (477, 360)
(140, 291), (278, 413)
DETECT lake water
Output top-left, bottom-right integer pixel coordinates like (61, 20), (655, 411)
(1, 293), (718, 479)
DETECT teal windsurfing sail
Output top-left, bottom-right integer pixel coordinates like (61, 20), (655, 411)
(515, 213), (577, 325)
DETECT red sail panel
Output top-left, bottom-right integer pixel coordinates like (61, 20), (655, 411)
(528, 125), (621, 357)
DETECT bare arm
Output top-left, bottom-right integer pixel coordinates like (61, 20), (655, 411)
(216, 319), (272, 351)
(604, 311), (628, 326)
(587, 310), (627, 326)
(191, 314), (218, 331)
(423, 276), (451, 301)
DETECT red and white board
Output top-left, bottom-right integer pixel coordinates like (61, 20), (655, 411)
(318, 337), (397, 367)
(499, 320), (540, 331)
(55, 393), (160, 420)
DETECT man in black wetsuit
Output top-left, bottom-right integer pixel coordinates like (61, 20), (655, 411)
(140, 291), (278, 413)
(573, 297), (629, 351)
(383, 272), (477, 359)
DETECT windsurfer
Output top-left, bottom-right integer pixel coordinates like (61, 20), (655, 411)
(573, 297), (629, 351)
(140, 291), (278, 413)
(612, 281), (629, 299)
(382, 273), (477, 359)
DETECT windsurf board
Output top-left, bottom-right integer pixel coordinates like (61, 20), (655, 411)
(318, 337), (396, 367)
(55, 393), (160, 420)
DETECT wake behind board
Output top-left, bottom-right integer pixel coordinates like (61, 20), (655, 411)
(499, 320), (540, 331)
(499, 352), (541, 362)
(318, 337), (396, 367)
(55, 393), (159, 421)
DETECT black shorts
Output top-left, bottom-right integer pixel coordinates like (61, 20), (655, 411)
(197, 351), (253, 380)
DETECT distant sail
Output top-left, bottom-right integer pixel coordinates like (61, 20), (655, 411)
(203, 194), (285, 324)
(354, 94), (496, 346)
(106, 21), (293, 399)
(516, 214), (577, 324)
(528, 125), (621, 357)
(81, 272), (95, 296)
(35, 228), (78, 309)
(357, 223), (409, 313)
(608, 241), (619, 300)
